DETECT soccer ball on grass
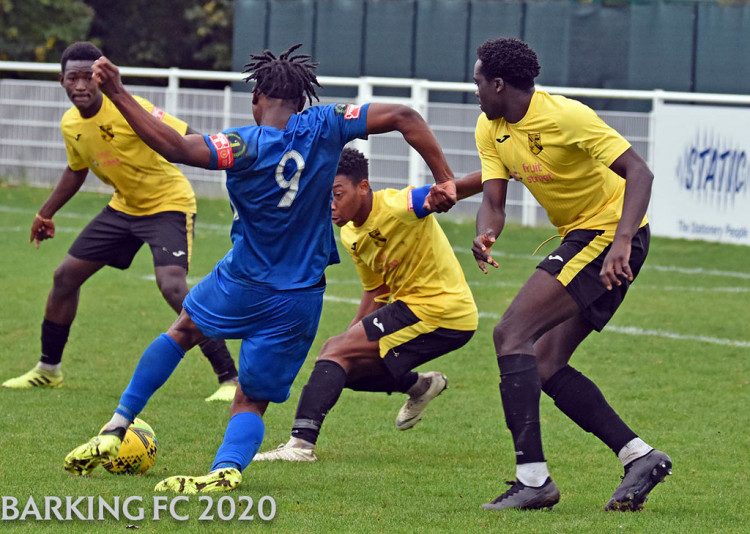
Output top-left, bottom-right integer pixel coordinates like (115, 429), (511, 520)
(101, 418), (158, 475)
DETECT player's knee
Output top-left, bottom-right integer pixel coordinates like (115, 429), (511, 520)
(316, 350), (352, 374)
(51, 263), (82, 295)
(316, 350), (345, 366)
(492, 321), (512, 350)
(317, 334), (346, 360)
(230, 391), (267, 418)
(493, 319), (531, 354)
(157, 278), (188, 308)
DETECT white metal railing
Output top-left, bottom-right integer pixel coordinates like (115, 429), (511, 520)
(2, 61), (750, 226)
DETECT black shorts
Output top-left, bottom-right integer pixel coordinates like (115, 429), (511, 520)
(361, 300), (474, 377)
(536, 224), (650, 331)
(68, 206), (195, 271)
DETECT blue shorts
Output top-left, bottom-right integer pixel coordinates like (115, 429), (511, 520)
(183, 263), (324, 403)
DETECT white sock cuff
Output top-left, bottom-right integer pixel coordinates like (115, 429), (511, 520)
(516, 461), (550, 487)
(618, 437), (652, 466)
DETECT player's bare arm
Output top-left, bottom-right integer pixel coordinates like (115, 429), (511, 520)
(30, 166), (88, 248)
(473, 178), (507, 273)
(600, 148), (654, 290)
(348, 284), (389, 329)
(91, 57), (210, 168)
(424, 169), (483, 212)
(365, 103), (456, 211)
(456, 170), (483, 200)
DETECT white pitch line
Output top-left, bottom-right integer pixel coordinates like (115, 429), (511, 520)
(5, 204), (749, 281)
(0, 205), (92, 219)
(605, 326), (750, 348)
(477, 311), (750, 348)
(134, 275), (749, 348)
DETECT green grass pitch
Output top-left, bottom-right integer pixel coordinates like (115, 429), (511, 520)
(0, 182), (748, 532)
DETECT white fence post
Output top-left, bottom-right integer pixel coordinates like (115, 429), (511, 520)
(165, 67), (179, 115)
(355, 77), (374, 159)
(409, 79), (429, 187)
(521, 187), (537, 227)
(223, 85), (232, 132)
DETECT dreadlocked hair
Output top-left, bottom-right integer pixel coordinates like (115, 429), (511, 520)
(242, 43), (321, 106)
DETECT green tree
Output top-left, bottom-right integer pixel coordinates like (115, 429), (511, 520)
(0, 0), (93, 62)
(84, 0), (233, 72)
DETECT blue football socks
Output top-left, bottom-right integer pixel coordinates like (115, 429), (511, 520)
(115, 333), (185, 421)
(211, 412), (265, 472)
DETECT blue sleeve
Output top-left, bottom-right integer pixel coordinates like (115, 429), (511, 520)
(202, 134), (220, 170)
(409, 185), (433, 219)
(202, 128), (258, 171)
(329, 103), (370, 144)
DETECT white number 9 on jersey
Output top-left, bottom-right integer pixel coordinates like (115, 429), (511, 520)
(276, 150), (305, 207)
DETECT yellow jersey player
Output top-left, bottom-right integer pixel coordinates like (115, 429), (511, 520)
(254, 148), (478, 462)
(470, 37), (670, 512)
(1, 41), (238, 402)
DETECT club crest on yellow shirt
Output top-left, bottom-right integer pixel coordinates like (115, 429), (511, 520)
(528, 133), (543, 155)
(99, 124), (115, 142)
(368, 229), (387, 247)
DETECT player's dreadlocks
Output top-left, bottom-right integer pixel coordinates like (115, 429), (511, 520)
(477, 37), (540, 91)
(242, 43), (321, 106)
(337, 147), (369, 185)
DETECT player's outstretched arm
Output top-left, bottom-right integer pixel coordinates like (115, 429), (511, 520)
(365, 103), (456, 212)
(600, 147), (654, 290)
(91, 57), (210, 168)
(30, 166), (88, 248)
(423, 170), (483, 212)
(456, 170), (483, 200)
(473, 178), (507, 274)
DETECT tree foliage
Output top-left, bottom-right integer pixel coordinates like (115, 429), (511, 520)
(85, 0), (233, 71)
(0, 0), (94, 62)
(0, 0), (233, 73)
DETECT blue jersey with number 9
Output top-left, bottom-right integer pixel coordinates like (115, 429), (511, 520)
(202, 103), (369, 290)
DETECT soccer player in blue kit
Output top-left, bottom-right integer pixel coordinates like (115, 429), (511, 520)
(63, 44), (457, 494)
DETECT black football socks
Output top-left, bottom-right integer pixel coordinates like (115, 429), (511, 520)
(498, 353), (546, 464)
(291, 360), (348, 446)
(40, 318), (70, 365)
(543, 365), (637, 455)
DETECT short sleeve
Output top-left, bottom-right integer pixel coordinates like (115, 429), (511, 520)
(202, 128), (258, 171)
(349, 251), (384, 291)
(561, 101), (631, 167)
(330, 103), (370, 145)
(475, 114), (509, 182)
(63, 139), (87, 171)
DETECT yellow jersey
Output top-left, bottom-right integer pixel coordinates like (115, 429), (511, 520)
(340, 187), (477, 332)
(60, 95), (196, 216)
(475, 90), (646, 234)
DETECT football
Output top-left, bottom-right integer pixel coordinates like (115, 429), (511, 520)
(101, 418), (158, 475)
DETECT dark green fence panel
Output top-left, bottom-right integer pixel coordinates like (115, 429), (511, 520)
(568, 4), (630, 90)
(232, 0), (269, 73)
(695, 3), (750, 94)
(267, 0), (315, 57)
(233, 0), (750, 101)
(315, 0), (365, 78)
(524, 2), (571, 86)
(363, 0), (416, 78)
(628, 3), (695, 92)
(415, 0), (469, 82)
